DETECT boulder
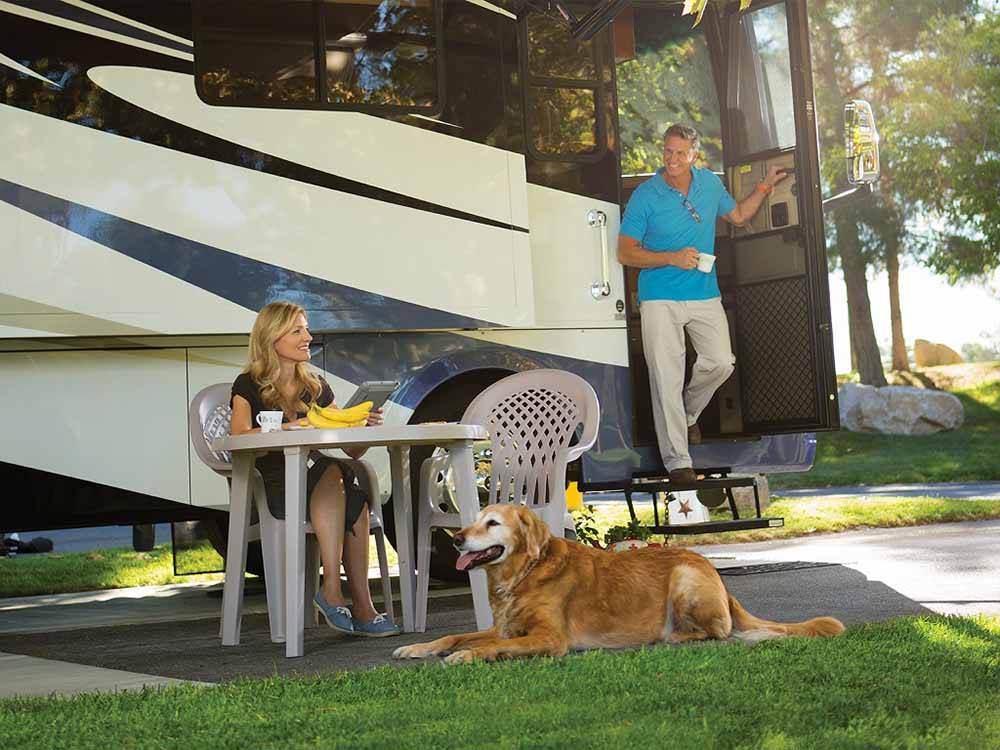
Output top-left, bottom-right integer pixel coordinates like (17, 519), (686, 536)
(914, 339), (964, 367)
(838, 382), (964, 434)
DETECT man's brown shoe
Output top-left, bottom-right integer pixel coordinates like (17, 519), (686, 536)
(667, 467), (698, 483)
(687, 424), (702, 445)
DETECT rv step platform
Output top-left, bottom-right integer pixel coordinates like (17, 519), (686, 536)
(583, 467), (784, 537)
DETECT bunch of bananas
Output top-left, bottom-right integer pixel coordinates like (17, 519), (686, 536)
(304, 401), (374, 429)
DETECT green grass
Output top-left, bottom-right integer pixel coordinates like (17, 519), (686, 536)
(0, 539), (399, 599)
(771, 375), (1000, 490)
(2, 615), (998, 749)
(0, 543), (225, 598)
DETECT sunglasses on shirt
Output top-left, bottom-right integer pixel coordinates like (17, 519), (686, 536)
(681, 196), (702, 224)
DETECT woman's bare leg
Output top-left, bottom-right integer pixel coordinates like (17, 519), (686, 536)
(308, 463), (349, 606)
(342, 511), (378, 622)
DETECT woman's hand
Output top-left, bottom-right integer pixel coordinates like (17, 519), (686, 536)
(344, 408), (383, 459)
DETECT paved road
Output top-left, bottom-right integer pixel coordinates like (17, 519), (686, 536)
(3, 524), (173, 554)
(585, 480), (1000, 505)
(772, 481), (1000, 500)
(694, 519), (1000, 619)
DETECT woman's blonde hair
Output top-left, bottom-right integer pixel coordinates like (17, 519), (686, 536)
(245, 301), (322, 416)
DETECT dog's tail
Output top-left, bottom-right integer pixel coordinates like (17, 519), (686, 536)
(727, 594), (844, 643)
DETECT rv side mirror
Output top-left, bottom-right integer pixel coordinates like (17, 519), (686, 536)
(844, 99), (880, 185)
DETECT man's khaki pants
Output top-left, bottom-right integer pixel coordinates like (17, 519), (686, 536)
(640, 298), (735, 472)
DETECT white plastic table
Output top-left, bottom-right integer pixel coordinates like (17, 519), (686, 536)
(213, 423), (488, 658)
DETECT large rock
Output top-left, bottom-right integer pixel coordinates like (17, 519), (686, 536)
(914, 339), (964, 367)
(838, 382), (964, 434)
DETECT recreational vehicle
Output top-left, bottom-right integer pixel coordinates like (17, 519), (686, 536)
(0, 0), (876, 575)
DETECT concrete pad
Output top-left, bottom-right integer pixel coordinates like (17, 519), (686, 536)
(0, 651), (211, 698)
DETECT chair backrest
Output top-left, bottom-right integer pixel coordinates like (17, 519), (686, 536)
(461, 369), (600, 509)
(189, 382), (234, 474)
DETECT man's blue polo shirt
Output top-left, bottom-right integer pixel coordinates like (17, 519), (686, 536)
(620, 166), (736, 302)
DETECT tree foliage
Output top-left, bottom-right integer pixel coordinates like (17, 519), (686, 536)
(890, 10), (1000, 283)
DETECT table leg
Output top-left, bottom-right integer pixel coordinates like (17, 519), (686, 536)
(450, 440), (493, 631)
(388, 446), (414, 633)
(285, 447), (307, 658)
(221, 452), (254, 646)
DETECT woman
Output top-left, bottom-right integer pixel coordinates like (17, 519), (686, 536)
(230, 301), (398, 637)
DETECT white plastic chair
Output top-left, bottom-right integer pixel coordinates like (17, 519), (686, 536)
(414, 369), (600, 632)
(189, 383), (394, 644)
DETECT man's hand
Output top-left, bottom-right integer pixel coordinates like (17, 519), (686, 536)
(670, 247), (700, 270)
(764, 165), (789, 189)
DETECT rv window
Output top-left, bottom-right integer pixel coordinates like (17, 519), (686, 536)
(522, 10), (605, 160)
(529, 86), (597, 155)
(322, 0), (437, 107)
(527, 13), (596, 80)
(197, 0), (320, 105)
(194, 0), (441, 112)
(726, 2), (795, 156)
(616, 9), (723, 175)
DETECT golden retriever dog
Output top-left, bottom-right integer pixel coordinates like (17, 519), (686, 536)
(393, 504), (844, 664)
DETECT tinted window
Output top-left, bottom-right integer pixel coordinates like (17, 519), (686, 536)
(523, 10), (603, 159)
(323, 0), (436, 106)
(529, 86), (597, 155)
(726, 2), (795, 155)
(527, 13), (595, 80)
(195, 0), (440, 111)
(197, 0), (318, 105)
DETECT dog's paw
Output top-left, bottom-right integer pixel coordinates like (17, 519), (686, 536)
(392, 642), (437, 659)
(443, 650), (477, 665)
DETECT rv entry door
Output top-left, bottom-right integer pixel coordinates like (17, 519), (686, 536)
(720, 0), (838, 434)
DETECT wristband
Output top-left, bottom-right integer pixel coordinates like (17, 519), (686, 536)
(756, 181), (773, 195)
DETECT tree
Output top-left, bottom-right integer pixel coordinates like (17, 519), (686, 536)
(807, 0), (980, 384)
(890, 10), (1000, 284)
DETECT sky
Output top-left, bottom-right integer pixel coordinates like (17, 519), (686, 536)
(827, 265), (1000, 374)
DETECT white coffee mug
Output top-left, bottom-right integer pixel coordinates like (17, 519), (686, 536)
(696, 252), (717, 273)
(256, 410), (284, 433)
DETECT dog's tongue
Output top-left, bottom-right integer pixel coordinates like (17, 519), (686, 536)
(455, 551), (480, 571)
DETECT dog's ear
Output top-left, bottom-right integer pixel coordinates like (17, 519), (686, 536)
(519, 506), (551, 560)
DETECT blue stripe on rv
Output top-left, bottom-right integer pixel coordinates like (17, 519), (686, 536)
(0, 177), (499, 331)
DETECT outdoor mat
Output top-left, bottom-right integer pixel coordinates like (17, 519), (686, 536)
(719, 561), (839, 576)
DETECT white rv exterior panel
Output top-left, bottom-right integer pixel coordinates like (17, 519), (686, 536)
(0, 201), (255, 337)
(0, 349), (190, 502)
(88, 67), (520, 228)
(1, 103), (533, 332)
(527, 184), (625, 328)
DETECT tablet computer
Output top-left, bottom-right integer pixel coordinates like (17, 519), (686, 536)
(342, 380), (399, 410)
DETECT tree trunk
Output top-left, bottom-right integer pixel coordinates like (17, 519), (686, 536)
(837, 213), (888, 387)
(886, 242), (910, 372)
(847, 299), (858, 372)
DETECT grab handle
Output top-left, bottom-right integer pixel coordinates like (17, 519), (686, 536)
(587, 209), (611, 299)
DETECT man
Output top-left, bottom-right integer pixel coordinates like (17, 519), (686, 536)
(617, 124), (787, 483)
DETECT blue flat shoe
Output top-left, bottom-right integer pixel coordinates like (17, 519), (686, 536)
(313, 592), (354, 634)
(352, 613), (401, 638)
